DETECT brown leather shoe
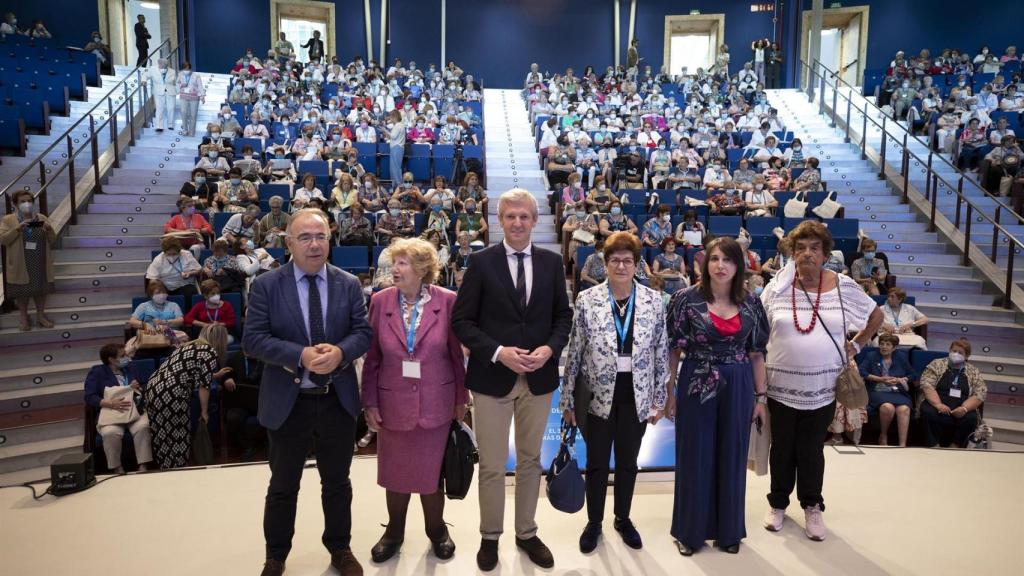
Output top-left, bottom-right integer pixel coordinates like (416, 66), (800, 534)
(330, 548), (363, 575)
(260, 559), (285, 576)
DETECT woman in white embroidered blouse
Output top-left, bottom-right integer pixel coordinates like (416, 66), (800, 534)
(879, 287), (929, 350)
(758, 220), (882, 542)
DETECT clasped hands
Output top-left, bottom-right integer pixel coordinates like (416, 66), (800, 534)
(497, 345), (554, 375)
(301, 343), (344, 375)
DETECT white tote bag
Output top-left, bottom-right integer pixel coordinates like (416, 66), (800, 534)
(783, 191), (809, 219)
(812, 191), (843, 219)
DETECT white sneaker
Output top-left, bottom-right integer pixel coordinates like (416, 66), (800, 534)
(804, 505), (827, 541)
(357, 431), (375, 448)
(763, 508), (785, 532)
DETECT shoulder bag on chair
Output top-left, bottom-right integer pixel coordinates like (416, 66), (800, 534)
(798, 276), (869, 409)
(812, 191), (843, 219)
(546, 420), (585, 513)
(571, 228), (595, 245)
(97, 386), (143, 427)
(783, 191), (809, 219)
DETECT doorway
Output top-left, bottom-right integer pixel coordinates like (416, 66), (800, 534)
(801, 6), (869, 87)
(271, 0), (336, 65)
(126, 1), (162, 67)
(663, 14), (725, 78)
(98, 0), (177, 68)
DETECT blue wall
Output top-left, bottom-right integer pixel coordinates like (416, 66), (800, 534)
(446, 0), (615, 88)
(8, 0), (100, 46)
(388, 0), (441, 69)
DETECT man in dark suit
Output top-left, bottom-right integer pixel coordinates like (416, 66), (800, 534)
(243, 209), (372, 576)
(300, 30), (325, 63)
(452, 188), (573, 571)
(133, 14), (151, 67)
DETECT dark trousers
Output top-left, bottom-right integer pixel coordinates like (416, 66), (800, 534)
(584, 401), (647, 523)
(767, 399), (835, 512)
(920, 403), (978, 448)
(264, 393), (356, 562)
(136, 44), (148, 67)
(226, 406), (261, 450)
(671, 362), (754, 549)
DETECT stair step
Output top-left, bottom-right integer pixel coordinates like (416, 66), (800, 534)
(54, 260), (150, 275)
(889, 263), (977, 279)
(0, 303), (132, 331)
(0, 418), (82, 448)
(90, 194), (177, 206)
(62, 235), (161, 249)
(0, 320), (125, 347)
(0, 383), (84, 416)
(915, 303), (1018, 324)
(54, 247), (159, 262)
(45, 288), (140, 309)
(53, 272), (143, 291)
(0, 434), (82, 475)
(69, 224), (166, 236)
(986, 417), (1024, 445)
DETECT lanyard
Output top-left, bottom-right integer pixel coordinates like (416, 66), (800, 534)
(208, 305), (220, 323)
(892, 304), (903, 327)
(608, 284), (635, 352)
(169, 258), (183, 273)
(401, 292), (421, 357)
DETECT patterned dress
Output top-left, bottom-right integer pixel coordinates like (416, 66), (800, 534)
(143, 343), (220, 469)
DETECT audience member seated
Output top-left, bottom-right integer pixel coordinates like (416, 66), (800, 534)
(221, 348), (264, 460)
(562, 202), (599, 263)
(360, 174), (389, 213)
(292, 172), (327, 212)
(736, 232), (762, 274)
(456, 171), (487, 214)
(936, 105), (961, 154)
(393, 172), (425, 210)
(221, 205), (263, 244)
(264, 145), (298, 184)
(330, 174), (360, 216)
(146, 238), (201, 298)
(337, 203), (374, 247)
(850, 238), (888, 295)
(880, 287), (929, 349)
(561, 172), (587, 207)
(743, 174), (777, 216)
(858, 334), (916, 446)
(454, 198), (487, 246)
(702, 158), (732, 190)
(376, 199), (416, 243)
(547, 135), (576, 189)
(200, 121), (235, 161)
(184, 280), (237, 342)
(129, 280), (185, 346)
(233, 145), (263, 181)
(731, 158), (756, 192)
(709, 188), (744, 215)
(423, 196), (452, 241)
(216, 168), (258, 213)
(202, 239), (246, 293)
(372, 237), (397, 289)
(917, 338), (987, 448)
(164, 197), (213, 259)
(424, 176), (457, 212)
(761, 237), (791, 280)
(674, 209), (706, 248)
(763, 156), (791, 191)
(786, 138), (807, 168)
(599, 200), (638, 237)
(84, 343), (153, 473)
(585, 175), (614, 213)
(791, 157), (823, 192)
(180, 168), (217, 211)
(260, 196), (290, 249)
(958, 117), (988, 172)
(641, 204), (673, 247)
(652, 237), (688, 293)
(620, 150), (647, 190)
(579, 237), (607, 290)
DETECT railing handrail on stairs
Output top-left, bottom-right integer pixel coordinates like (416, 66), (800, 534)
(799, 58), (1023, 310)
(0, 40), (182, 305)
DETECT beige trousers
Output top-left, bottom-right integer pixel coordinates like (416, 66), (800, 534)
(98, 414), (153, 469)
(474, 376), (553, 540)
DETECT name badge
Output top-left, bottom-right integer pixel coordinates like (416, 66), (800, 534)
(402, 360), (421, 379)
(24, 242), (37, 250)
(616, 354), (632, 372)
(949, 388), (962, 399)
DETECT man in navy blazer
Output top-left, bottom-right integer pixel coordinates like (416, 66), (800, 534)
(243, 209), (372, 576)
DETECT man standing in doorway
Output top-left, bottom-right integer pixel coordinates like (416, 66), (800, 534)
(301, 30), (325, 63)
(452, 188), (573, 572)
(134, 14), (151, 67)
(627, 37), (641, 77)
(275, 31), (295, 67)
(243, 209), (372, 576)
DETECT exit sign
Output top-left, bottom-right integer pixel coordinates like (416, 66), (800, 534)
(830, 2), (843, 7)
(690, 9), (701, 15)
(751, 3), (774, 12)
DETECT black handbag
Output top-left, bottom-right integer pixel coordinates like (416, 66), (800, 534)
(192, 419), (214, 466)
(441, 420), (478, 500)
(546, 420), (585, 514)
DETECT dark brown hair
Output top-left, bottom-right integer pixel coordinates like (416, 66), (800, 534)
(200, 279), (220, 297)
(950, 337), (972, 357)
(603, 231), (641, 263)
(146, 280), (168, 297)
(878, 333), (900, 348)
(99, 342), (123, 365)
(788, 220), (834, 256)
(699, 237), (747, 305)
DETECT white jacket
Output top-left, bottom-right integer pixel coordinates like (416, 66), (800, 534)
(148, 66), (178, 96)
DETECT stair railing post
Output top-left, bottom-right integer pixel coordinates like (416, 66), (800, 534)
(1004, 244), (1016, 309)
(844, 93), (852, 143)
(928, 172), (938, 233)
(962, 205), (973, 267)
(90, 114), (102, 194)
(992, 206), (1001, 262)
(66, 135), (77, 225)
(901, 134), (909, 203)
(954, 177), (964, 228)
(878, 116), (887, 179)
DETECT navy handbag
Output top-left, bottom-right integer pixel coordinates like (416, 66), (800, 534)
(545, 420), (585, 513)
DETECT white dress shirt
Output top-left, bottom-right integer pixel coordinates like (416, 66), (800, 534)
(491, 240), (534, 363)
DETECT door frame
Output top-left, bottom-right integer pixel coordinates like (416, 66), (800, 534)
(801, 5), (869, 87)
(270, 0), (337, 63)
(663, 14), (725, 76)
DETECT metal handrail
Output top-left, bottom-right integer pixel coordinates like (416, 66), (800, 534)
(808, 58), (1024, 225)
(799, 59), (1022, 309)
(0, 38), (180, 214)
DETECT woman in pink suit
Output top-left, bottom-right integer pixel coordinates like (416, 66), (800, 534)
(362, 237), (468, 564)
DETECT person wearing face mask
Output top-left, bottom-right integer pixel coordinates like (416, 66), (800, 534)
(84, 30), (114, 74)
(599, 200), (638, 238)
(407, 115), (435, 144)
(243, 112), (270, 140)
(216, 167), (258, 213)
(265, 145), (298, 184)
(936, 104), (962, 155)
(424, 198), (452, 242)
(164, 197), (213, 259)
(291, 172), (326, 212)
(177, 62), (205, 136)
(743, 175), (777, 217)
(195, 142), (231, 181)
(424, 176), (456, 211)
(386, 110), (408, 186)
(185, 279), (238, 342)
(234, 145), (264, 181)
(0, 190), (57, 331)
(783, 138), (806, 169)
(917, 338), (987, 448)
(455, 198), (488, 246)
(891, 80), (918, 122)
(146, 57), (177, 132)
(84, 343), (154, 473)
(641, 204), (674, 248)
(354, 116), (379, 143)
(260, 196), (291, 248)
(356, 174), (386, 213)
(146, 238), (202, 299)
(850, 239), (887, 296)
(376, 200), (415, 243)
(791, 157), (822, 192)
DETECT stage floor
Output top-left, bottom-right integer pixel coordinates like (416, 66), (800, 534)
(1, 446), (1021, 576)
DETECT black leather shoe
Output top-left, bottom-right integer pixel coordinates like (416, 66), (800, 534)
(614, 517), (643, 550)
(260, 559), (285, 576)
(430, 528), (456, 560)
(329, 548), (363, 575)
(722, 543), (741, 554)
(675, 540), (695, 556)
(477, 539), (499, 571)
(579, 521), (602, 553)
(370, 535), (403, 563)
(515, 536), (554, 568)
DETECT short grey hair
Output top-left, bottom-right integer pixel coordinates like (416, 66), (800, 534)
(497, 188), (538, 218)
(268, 195), (284, 206)
(285, 208), (331, 235)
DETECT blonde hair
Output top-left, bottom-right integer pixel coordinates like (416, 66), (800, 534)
(195, 323), (228, 367)
(497, 188), (538, 219)
(389, 237), (439, 284)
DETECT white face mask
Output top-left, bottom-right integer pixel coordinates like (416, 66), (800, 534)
(152, 293), (168, 305)
(18, 201), (33, 214)
(949, 352), (965, 364)
(208, 294), (222, 305)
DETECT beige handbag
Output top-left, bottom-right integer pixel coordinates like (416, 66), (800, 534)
(783, 191), (809, 219)
(799, 276), (869, 409)
(97, 386), (142, 427)
(812, 191), (843, 219)
(571, 229), (595, 245)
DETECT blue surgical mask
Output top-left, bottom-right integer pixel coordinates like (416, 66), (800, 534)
(431, 204), (442, 212)
(194, 177), (206, 186)
(754, 286), (764, 296)
(117, 357), (131, 368)
(230, 178), (241, 186)
(610, 207), (622, 215)
(863, 251), (876, 260)
(389, 208), (400, 217)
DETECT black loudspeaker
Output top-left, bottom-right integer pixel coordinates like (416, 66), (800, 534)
(50, 453), (96, 496)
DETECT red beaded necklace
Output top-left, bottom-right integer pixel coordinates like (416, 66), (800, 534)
(791, 270), (823, 334)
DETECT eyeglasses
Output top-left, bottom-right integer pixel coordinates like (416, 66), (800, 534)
(607, 259), (636, 268)
(293, 234), (329, 245)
